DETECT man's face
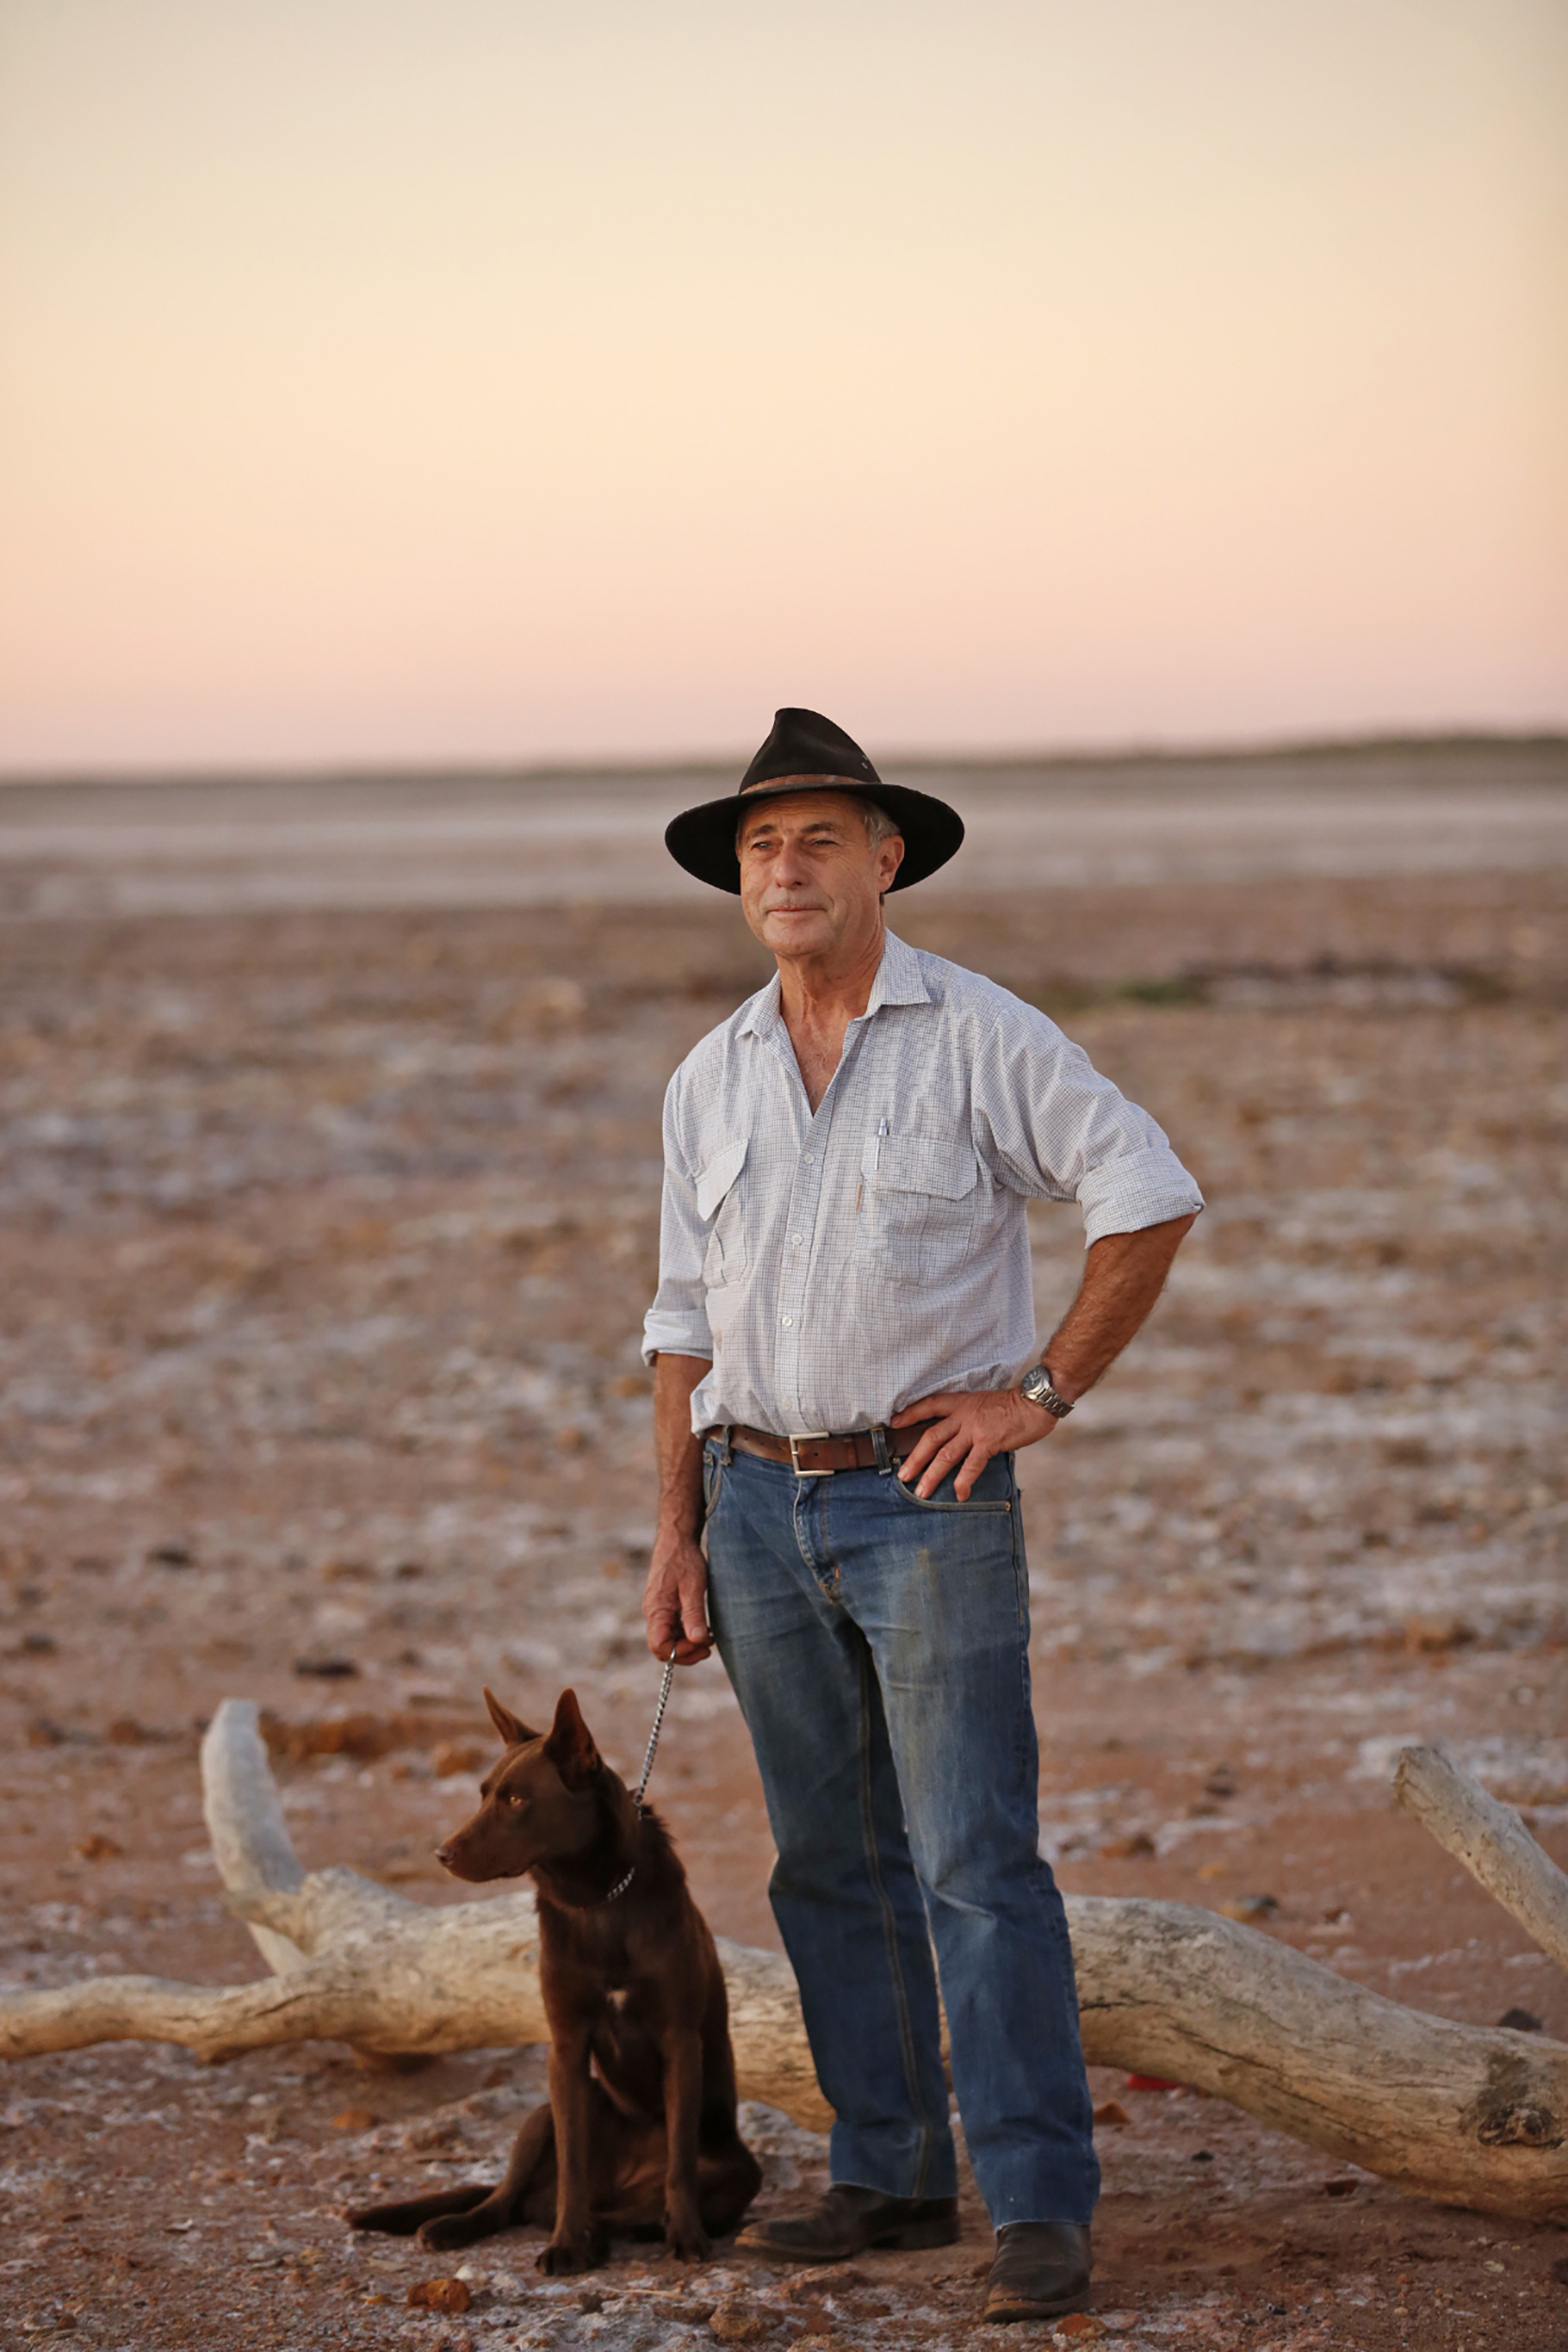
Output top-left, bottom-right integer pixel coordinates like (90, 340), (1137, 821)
(736, 791), (904, 964)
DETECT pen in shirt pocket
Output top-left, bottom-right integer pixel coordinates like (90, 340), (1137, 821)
(857, 1115), (889, 1212)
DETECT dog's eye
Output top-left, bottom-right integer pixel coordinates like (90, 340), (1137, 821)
(504, 1790), (527, 1808)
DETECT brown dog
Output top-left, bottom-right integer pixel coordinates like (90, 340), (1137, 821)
(349, 1686), (761, 2272)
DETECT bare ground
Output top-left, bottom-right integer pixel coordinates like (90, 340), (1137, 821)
(0, 863), (1565, 2349)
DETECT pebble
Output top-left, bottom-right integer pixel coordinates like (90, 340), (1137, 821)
(407, 2276), (472, 2312)
(709, 2295), (772, 2343)
(1218, 1894), (1279, 1922)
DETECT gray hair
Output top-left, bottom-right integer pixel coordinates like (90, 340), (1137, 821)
(856, 797), (902, 850)
(736, 792), (902, 855)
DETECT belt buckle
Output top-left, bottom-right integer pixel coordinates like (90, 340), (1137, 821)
(788, 1431), (832, 1476)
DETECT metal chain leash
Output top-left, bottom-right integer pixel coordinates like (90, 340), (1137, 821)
(600, 1655), (678, 1905)
(630, 1653), (677, 1814)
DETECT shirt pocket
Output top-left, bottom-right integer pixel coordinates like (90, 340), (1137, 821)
(857, 1130), (980, 1285)
(696, 1136), (749, 1286)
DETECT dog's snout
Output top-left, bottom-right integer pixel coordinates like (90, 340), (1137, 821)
(435, 1840), (455, 1869)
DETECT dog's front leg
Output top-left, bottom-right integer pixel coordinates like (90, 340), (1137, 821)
(540, 2031), (606, 2275)
(661, 2024), (711, 2262)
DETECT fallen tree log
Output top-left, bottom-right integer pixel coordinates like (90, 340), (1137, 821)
(0, 1704), (1562, 2223)
(1393, 1739), (1568, 1979)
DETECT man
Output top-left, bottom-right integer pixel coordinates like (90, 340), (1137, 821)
(641, 708), (1202, 2324)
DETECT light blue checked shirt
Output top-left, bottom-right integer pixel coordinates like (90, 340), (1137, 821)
(642, 930), (1203, 1436)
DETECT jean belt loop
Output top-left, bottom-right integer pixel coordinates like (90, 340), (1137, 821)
(716, 1424), (733, 1467)
(870, 1424), (892, 1476)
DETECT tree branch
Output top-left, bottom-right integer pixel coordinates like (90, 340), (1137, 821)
(0, 1704), (1560, 2223)
(1394, 1740), (1568, 1979)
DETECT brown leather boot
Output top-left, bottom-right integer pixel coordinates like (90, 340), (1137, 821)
(983, 2220), (1093, 2321)
(737, 2182), (959, 2263)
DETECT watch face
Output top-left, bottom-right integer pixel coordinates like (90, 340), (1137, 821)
(1022, 1364), (1069, 1415)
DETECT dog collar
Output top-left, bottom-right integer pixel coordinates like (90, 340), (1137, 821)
(601, 1858), (637, 1903)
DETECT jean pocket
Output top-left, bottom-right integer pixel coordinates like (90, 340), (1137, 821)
(889, 1454), (1014, 1514)
(702, 1442), (727, 1520)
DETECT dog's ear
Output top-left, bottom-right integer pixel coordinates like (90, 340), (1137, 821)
(544, 1687), (600, 1787)
(483, 1688), (540, 1750)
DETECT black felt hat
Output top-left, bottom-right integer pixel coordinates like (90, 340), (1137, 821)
(664, 707), (964, 895)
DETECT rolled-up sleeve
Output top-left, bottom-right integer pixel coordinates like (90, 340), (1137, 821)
(641, 1075), (715, 1365)
(973, 999), (1205, 1246)
(1074, 1141), (1205, 1243)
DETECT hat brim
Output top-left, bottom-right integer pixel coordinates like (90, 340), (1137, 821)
(664, 776), (964, 895)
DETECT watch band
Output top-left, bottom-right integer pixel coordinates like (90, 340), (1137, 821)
(1021, 1361), (1074, 1419)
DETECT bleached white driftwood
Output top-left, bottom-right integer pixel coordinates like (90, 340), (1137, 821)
(0, 1701), (1562, 2222)
(1070, 1899), (1566, 2220)
(201, 1696), (306, 1978)
(1394, 1740), (1568, 1980)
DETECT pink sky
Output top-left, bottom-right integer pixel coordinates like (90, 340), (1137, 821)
(1, 1), (1564, 772)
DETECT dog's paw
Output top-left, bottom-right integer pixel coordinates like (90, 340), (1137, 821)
(344, 2202), (425, 2237)
(537, 2236), (605, 2277)
(418, 2214), (485, 2253)
(666, 2221), (714, 2265)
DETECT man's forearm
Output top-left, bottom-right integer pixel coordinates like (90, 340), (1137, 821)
(645, 1353), (715, 1665)
(654, 1352), (709, 1536)
(1043, 1215), (1196, 1401)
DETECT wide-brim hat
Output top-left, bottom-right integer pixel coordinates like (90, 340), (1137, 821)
(665, 707), (964, 894)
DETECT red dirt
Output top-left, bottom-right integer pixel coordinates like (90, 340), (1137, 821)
(0, 867), (1564, 2348)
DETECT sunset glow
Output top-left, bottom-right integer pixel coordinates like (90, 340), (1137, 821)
(1, 1), (1563, 771)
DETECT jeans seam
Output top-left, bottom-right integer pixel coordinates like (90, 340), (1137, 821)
(855, 1639), (930, 2201)
(891, 1484), (1011, 1514)
(798, 1475), (842, 1596)
(1009, 1467), (1035, 1811)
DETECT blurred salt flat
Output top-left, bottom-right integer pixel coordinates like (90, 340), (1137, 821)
(1, 739), (1564, 915)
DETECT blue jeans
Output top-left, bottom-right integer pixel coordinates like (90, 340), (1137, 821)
(703, 1437), (1099, 2228)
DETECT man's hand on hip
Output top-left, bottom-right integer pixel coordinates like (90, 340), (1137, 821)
(891, 1216), (1197, 1500)
(892, 1389), (1055, 1502)
(642, 1526), (715, 1665)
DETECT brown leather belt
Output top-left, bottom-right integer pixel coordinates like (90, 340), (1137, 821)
(723, 1420), (942, 1476)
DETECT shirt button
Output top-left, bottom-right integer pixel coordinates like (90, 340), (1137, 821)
(791, 1232), (804, 1246)
(780, 1314), (793, 1327)
(802, 1152), (815, 1163)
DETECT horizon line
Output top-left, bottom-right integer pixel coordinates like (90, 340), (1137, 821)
(3, 724), (1566, 794)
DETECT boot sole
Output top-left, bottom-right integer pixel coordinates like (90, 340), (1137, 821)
(738, 2214), (960, 2263)
(985, 2283), (1092, 2323)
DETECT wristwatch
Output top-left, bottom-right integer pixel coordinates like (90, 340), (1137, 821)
(1020, 1361), (1074, 1419)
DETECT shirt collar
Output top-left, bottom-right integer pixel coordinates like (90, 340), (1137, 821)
(867, 929), (931, 1013)
(739, 929), (930, 1040)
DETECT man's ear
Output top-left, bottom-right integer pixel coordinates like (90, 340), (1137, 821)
(483, 1688), (541, 1750)
(544, 1688), (600, 1787)
(876, 831), (905, 900)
